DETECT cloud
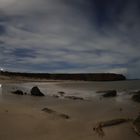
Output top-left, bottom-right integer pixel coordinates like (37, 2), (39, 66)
(0, 0), (140, 78)
(0, 24), (6, 35)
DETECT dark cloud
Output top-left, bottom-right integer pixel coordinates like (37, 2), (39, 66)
(0, 0), (140, 78)
(12, 48), (37, 58)
(0, 25), (6, 35)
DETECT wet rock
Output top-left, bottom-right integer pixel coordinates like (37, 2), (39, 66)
(52, 95), (59, 98)
(93, 118), (131, 137)
(11, 90), (24, 95)
(65, 96), (84, 100)
(132, 94), (140, 103)
(59, 114), (70, 119)
(133, 115), (140, 136)
(42, 108), (56, 113)
(102, 90), (117, 97)
(42, 107), (70, 119)
(30, 86), (45, 96)
(58, 91), (65, 96)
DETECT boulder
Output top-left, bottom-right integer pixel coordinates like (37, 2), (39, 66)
(132, 94), (140, 103)
(11, 90), (24, 95)
(30, 86), (45, 96)
(102, 90), (117, 97)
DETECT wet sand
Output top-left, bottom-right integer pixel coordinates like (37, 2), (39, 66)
(0, 77), (139, 140)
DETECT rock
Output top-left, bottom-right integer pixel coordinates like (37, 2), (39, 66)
(132, 94), (140, 103)
(11, 90), (24, 95)
(59, 114), (70, 119)
(133, 115), (140, 136)
(131, 91), (140, 103)
(42, 108), (56, 113)
(65, 96), (84, 100)
(42, 107), (70, 119)
(52, 95), (59, 98)
(93, 118), (131, 137)
(58, 91), (65, 96)
(102, 90), (117, 97)
(30, 86), (45, 96)
(119, 108), (123, 112)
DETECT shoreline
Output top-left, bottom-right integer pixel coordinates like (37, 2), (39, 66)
(0, 79), (139, 140)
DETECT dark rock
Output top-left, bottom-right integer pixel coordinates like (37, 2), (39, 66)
(119, 108), (123, 112)
(11, 90), (24, 95)
(42, 108), (55, 113)
(52, 95), (59, 98)
(132, 94), (140, 103)
(59, 114), (70, 119)
(65, 96), (84, 100)
(30, 86), (45, 96)
(58, 91), (65, 96)
(131, 91), (140, 103)
(133, 115), (140, 135)
(102, 90), (117, 97)
(42, 107), (70, 119)
(93, 118), (131, 137)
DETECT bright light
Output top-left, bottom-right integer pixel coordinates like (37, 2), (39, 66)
(0, 68), (4, 71)
(0, 84), (1, 88)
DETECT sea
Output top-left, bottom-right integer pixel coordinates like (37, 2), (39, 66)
(0, 80), (140, 102)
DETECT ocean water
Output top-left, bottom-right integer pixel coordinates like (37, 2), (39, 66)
(0, 80), (140, 101)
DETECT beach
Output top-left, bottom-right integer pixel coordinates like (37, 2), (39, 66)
(0, 77), (140, 140)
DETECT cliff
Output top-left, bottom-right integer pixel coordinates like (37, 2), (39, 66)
(0, 71), (126, 81)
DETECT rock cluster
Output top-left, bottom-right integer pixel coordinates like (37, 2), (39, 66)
(11, 86), (45, 97)
(12, 90), (26, 95)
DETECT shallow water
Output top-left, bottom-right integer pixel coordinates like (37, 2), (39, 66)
(0, 80), (140, 101)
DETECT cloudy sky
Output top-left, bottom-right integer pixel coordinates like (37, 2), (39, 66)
(0, 0), (140, 78)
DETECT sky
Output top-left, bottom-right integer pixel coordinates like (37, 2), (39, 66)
(0, 0), (140, 78)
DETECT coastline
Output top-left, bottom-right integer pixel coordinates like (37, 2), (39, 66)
(0, 77), (139, 140)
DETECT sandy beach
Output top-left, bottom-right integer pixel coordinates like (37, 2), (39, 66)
(0, 76), (139, 140)
(1, 0), (140, 139)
